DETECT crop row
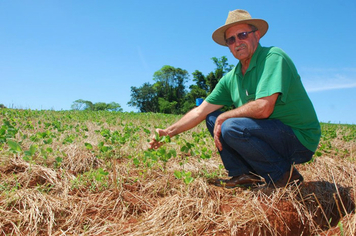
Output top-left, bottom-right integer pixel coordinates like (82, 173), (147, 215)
(1, 109), (355, 191)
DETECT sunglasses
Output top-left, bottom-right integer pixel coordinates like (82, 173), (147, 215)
(225, 30), (257, 45)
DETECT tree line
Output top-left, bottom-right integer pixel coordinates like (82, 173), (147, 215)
(71, 100), (123, 112)
(128, 56), (234, 114)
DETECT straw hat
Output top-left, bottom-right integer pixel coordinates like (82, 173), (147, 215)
(212, 9), (269, 46)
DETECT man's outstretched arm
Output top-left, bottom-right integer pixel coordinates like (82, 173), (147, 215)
(149, 101), (223, 149)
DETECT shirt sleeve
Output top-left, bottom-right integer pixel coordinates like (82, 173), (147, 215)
(255, 52), (292, 104)
(205, 76), (234, 106)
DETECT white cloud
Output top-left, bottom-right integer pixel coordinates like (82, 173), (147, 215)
(300, 68), (356, 93)
(137, 46), (150, 71)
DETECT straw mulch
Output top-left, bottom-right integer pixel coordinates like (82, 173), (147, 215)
(1, 151), (355, 236)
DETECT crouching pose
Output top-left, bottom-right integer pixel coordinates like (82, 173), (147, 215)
(150, 9), (321, 188)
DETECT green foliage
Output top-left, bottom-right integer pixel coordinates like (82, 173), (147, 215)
(24, 144), (37, 157)
(0, 119), (19, 143)
(71, 99), (123, 112)
(180, 140), (196, 156)
(128, 82), (159, 113)
(129, 65), (190, 114)
(54, 156), (63, 169)
(314, 123), (356, 161)
(134, 147), (177, 171)
(155, 132), (171, 143)
(129, 57), (235, 114)
(40, 147), (53, 160)
(206, 56), (234, 93)
(1, 108), (355, 194)
(192, 70), (209, 92)
(72, 168), (109, 192)
(1, 108), (355, 235)
(153, 65), (189, 106)
(84, 142), (93, 150)
(158, 98), (178, 114)
(174, 170), (194, 185)
(338, 221), (344, 236)
(71, 99), (88, 110)
(7, 140), (22, 153)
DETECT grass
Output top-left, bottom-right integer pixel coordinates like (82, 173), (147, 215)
(0, 108), (355, 235)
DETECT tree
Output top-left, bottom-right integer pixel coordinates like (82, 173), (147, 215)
(71, 99), (122, 112)
(181, 56), (234, 112)
(128, 56), (234, 114)
(181, 85), (208, 113)
(128, 83), (159, 113)
(153, 65), (189, 107)
(158, 98), (177, 114)
(0, 104), (6, 109)
(192, 70), (209, 92)
(212, 56), (234, 73)
(179, 70), (210, 113)
(92, 102), (108, 111)
(107, 102), (123, 112)
(128, 65), (189, 114)
(206, 56), (234, 92)
(71, 99), (88, 110)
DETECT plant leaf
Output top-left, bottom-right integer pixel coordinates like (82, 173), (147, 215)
(85, 142), (93, 150)
(7, 140), (22, 153)
(174, 170), (182, 179)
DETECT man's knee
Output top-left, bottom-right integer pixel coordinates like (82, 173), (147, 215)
(221, 118), (251, 140)
(205, 111), (215, 122)
(205, 110), (222, 128)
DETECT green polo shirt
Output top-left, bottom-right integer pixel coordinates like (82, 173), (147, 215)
(206, 44), (321, 152)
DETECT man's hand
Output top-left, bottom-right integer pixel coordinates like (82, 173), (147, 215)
(213, 115), (226, 151)
(148, 102), (223, 150)
(149, 128), (168, 149)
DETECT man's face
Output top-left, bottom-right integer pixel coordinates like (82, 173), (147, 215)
(225, 24), (260, 62)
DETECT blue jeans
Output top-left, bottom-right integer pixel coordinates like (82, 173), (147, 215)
(205, 110), (314, 183)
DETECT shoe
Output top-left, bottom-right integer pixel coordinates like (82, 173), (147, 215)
(273, 167), (304, 188)
(209, 174), (263, 189)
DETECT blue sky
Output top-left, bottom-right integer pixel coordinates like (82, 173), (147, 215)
(1, 0), (355, 124)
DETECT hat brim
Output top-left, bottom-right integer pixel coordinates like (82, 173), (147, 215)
(212, 19), (269, 46)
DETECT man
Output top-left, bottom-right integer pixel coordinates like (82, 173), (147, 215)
(149, 9), (321, 188)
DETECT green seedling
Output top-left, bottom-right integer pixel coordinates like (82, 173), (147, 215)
(7, 140), (22, 153)
(23, 144), (38, 162)
(1, 120), (19, 143)
(338, 221), (344, 236)
(174, 170), (194, 185)
(54, 157), (63, 169)
(180, 140), (196, 156)
(40, 147), (53, 161)
(72, 168), (109, 192)
(24, 144), (37, 157)
(84, 142), (93, 150)
(155, 131), (171, 143)
(199, 147), (212, 159)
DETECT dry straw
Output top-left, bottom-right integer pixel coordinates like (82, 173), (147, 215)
(0, 111), (355, 235)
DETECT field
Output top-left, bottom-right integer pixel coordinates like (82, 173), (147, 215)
(0, 109), (355, 235)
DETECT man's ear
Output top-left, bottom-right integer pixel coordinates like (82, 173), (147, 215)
(255, 30), (261, 40)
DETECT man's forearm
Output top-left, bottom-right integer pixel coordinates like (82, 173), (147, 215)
(219, 94), (279, 122)
(164, 107), (206, 137)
